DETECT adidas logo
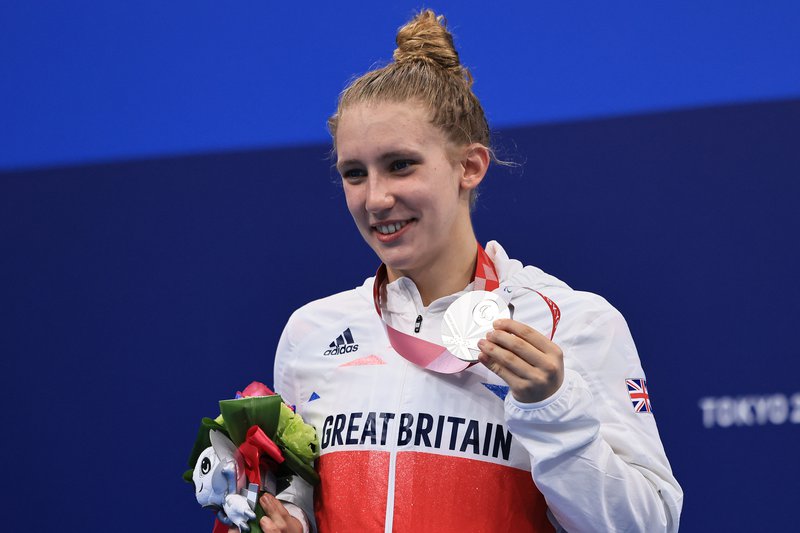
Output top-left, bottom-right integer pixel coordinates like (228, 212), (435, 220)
(323, 328), (359, 356)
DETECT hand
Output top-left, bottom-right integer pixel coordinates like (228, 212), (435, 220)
(227, 493), (304, 533)
(477, 318), (564, 403)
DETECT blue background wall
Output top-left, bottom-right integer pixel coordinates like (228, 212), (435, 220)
(2, 2), (799, 531)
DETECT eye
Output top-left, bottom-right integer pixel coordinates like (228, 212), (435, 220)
(390, 160), (415, 172)
(200, 457), (211, 475)
(341, 168), (367, 183)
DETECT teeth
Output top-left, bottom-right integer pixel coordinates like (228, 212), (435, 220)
(376, 221), (408, 235)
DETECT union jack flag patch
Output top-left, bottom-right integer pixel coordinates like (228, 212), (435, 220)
(626, 378), (652, 413)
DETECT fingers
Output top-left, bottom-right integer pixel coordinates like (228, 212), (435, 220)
(477, 334), (548, 383)
(493, 318), (557, 353)
(479, 323), (558, 371)
(260, 493), (287, 532)
(259, 493), (302, 533)
(478, 318), (564, 403)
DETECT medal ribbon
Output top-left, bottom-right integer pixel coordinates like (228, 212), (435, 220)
(373, 243), (561, 374)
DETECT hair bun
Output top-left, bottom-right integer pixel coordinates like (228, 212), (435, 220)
(330, 8), (489, 168)
(393, 10), (464, 77)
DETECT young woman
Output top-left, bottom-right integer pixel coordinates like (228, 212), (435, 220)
(246, 10), (682, 533)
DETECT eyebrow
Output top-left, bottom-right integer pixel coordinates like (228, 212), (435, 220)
(336, 150), (421, 172)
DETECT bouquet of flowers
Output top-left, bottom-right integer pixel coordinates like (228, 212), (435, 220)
(184, 382), (319, 532)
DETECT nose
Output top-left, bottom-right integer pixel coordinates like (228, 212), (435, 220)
(365, 175), (395, 214)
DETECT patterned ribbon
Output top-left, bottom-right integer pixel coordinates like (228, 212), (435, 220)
(373, 243), (561, 374)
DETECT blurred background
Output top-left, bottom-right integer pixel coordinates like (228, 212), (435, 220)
(2, 2), (798, 531)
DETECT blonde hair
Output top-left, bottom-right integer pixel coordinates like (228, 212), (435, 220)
(328, 10), (489, 152)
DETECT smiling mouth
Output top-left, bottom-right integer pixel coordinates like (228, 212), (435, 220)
(373, 219), (413, 235)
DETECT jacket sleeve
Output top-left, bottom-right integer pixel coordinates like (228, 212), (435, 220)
(273, 312), (318, 533)
(505, 309), (683, 532)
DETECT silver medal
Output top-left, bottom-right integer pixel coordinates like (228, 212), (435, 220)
(441, 291), (511, 362)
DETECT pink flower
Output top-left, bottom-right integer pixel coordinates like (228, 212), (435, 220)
(236, 381), (275, 398)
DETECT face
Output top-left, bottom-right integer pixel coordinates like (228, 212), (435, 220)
(335, 101), (476, 279)
(192, 446), (222, 507)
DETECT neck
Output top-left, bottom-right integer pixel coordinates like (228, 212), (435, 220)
(387, 232), (479, 307)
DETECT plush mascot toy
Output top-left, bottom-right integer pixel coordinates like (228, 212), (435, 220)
(192, 429), (258, 531)
(185, 382), (319, 533)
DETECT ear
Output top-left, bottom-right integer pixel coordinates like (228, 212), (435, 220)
(459, 143), (490, 192)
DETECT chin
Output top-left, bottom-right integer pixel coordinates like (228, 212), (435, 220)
(372, 247), (405, 267)
(366, 234), (425, 273)
(379, 255), (410, 272)
(381, 251), (424, 277)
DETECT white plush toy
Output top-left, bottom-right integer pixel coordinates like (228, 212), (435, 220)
(192, 429), (257, 531)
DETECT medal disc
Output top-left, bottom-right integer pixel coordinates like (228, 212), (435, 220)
(441, 291), (510, 362)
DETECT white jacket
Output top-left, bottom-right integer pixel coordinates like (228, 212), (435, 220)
(274, 241), (682, 532)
